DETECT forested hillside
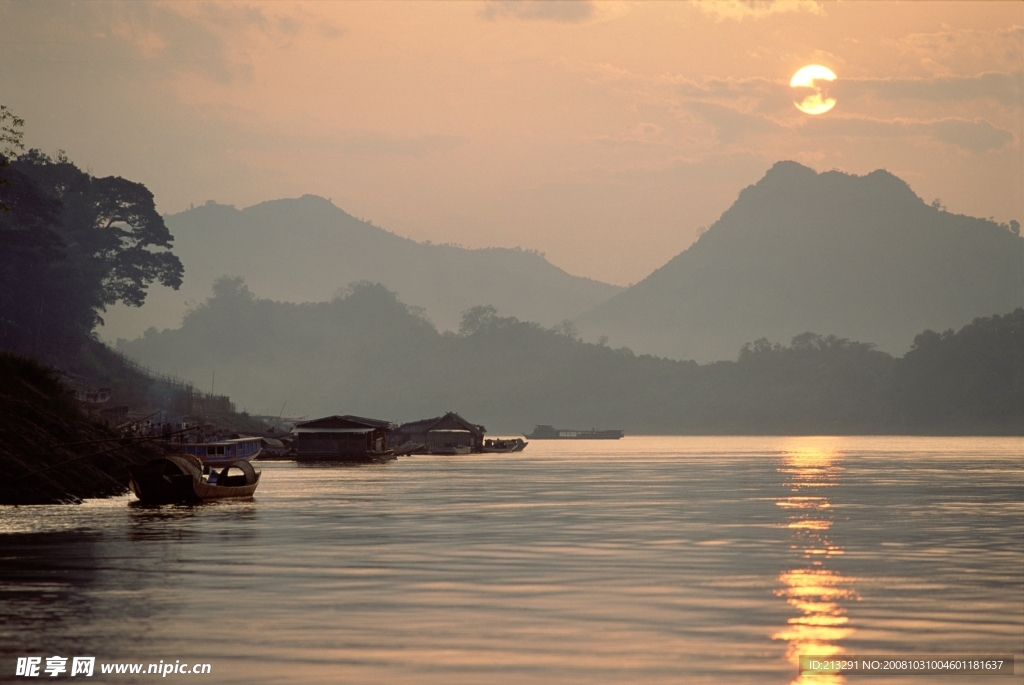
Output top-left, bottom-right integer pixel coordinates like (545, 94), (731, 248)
(118, 280), (1023, 435)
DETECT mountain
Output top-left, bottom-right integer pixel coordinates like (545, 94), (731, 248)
(577, 161), (1024, 362)
(100, 195), (621, 339)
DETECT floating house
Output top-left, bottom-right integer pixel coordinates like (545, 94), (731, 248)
(292, 415), (394, 461)
(391, 412), (486, 454)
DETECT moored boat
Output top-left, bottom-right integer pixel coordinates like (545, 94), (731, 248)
(180, 436), (262, 466)
(482, 438), (528, 453)
(525, 425), (624, 440)
(392, 441), (428, 456)
(128, 455), (260, 504)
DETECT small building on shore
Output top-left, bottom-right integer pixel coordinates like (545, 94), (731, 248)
(293, 415), (394, 461)
(391, 412), (486, 454)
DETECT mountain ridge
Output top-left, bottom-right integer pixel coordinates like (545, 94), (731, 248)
(100, 194), (621, 339)
(577, 160), (1024, 361)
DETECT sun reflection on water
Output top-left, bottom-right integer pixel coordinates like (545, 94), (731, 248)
(773, 440), (858, 685)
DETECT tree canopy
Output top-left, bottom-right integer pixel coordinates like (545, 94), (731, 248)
(117, 277), (1024, 435)
(0, 148), (183, 364)
(0, 104), (26, 212)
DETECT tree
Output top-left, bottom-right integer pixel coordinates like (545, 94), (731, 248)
(13, 150), (183, 308)
(0, 104), (26, 212)
(459, 305), (500, 336)
(0, 150), (183, 363)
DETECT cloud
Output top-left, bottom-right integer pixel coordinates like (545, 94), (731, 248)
(929, 118), (1015, 153)
(896, 26), (1024, 73)
(0, 2), (345, 86)
(838, 71), (1024, 107)
(690, 0), (823, 21)
(665, 97), (1012, 154)
(686, 100), (783, 143)
(676, 76), (778, 99)
(559, 58), (1016, 155)
(675, 76), (796, 115)
(797, 116), (1013, 153)
(480, 0), (595, 23)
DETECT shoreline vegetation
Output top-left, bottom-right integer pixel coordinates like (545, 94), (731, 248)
(0, 352), (165, 505)
(119, 280), (1023, 437)
(0, 347), (269, 505)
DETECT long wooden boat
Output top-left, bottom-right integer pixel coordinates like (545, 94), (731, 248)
(179, 436), (262, 466)
(128, 455), (260, 504)
(482, 438), (528, 453)
(525, 425), (624, 440)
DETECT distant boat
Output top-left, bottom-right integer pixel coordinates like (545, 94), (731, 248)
(128, 455), (260, 504)
(525, 425), (624, 440)
(180, 436), (263, 466)
(482, 438), (528, 453)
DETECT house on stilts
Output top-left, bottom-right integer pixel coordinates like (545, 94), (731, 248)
(390, 412), (486, 454)
(293, 415), (394, 461)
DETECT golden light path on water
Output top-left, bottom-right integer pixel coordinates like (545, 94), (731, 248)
(0, 436), (1021, 685)
(772, 440), (857, 684)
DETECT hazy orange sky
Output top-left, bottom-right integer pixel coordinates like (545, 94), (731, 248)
(2, 1), (1021, 286)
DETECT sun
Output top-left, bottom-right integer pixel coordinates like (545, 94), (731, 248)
(791, 65), (837, 115)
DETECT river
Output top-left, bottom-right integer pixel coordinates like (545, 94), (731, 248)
(1, 436), (1021, 684)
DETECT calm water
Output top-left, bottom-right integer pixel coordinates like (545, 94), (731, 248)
(1, 436), (1021, 684)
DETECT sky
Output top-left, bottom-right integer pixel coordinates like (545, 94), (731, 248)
(1, 0), (1021, 287)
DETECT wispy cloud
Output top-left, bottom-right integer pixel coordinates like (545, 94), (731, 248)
(797, 115), (1014, 153)
(1, 2), (345, 85)
(670, 72), (1022, 109)
(685, 99), (1013, 154)
(570, 61), (1018, 153)
(838, 72), (1024, 107)
(690, 0), (823, 22)
(896, 25), (1024, 73)
(480, 0), (595, 23)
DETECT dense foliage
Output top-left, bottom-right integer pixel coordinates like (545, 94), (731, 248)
(119, 280), (1023, 435)
(0, 150), (183, 365)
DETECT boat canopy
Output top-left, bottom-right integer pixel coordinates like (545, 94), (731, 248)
(166, 454), (204, 477)
(223, 459), (258, 485)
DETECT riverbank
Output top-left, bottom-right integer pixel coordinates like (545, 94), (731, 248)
(0, 352), (169, 504)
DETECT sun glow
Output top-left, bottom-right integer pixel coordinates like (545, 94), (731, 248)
(773, 441), (857, 684)
(791, 65), (837, 115)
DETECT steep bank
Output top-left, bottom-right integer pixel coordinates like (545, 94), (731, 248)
(0, 352), (168, 504)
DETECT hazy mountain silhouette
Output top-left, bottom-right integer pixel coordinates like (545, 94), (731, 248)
(116, 280), (1022, 435)
(577, 161), (1024, 362)
(110, 195), (620, 336)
